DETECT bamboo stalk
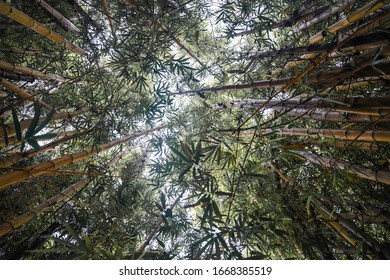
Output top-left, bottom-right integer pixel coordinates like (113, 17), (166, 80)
(0, 130), (89, 168)
(0, 107), (88, 138)
(0, 78), (53, 110)
(306, 139), (386, 153)
(101, 0), (115, 35)
(32, 0), (80, 32)
(289, 0), (357, 36)
(0, 47), (54, 58)
(309, 0), (390, 45)
(0, 1), (85, 56)
(0, 60), (68, 82)
(292, 150), (390, 184)
(0, 176), (90, 237)
(174, 58), (390, 95)
(0, 129), (79, 147)
(0, 125), (166, 191)
(262, 128), (390, 143)
(0, 69), (35, 82)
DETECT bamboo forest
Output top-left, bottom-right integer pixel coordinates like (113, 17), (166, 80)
(0, 0), (389, 260)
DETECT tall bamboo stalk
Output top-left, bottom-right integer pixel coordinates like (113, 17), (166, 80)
(0, 1), (85, 56)
(0, 69), (35, 82)
(0, 107), (89, 138)
(262, 128), (390, 143)
(101, 0), (115, 35)
(0, 60), (68, 82)
(290, 0), (357, 36)
(309, 0), (390, 44)
(0, 176), (90, 237)
(0, 48), (54, 58)
(0, 130), (89, 168)
(32, 0), (80, 32)
(0, 125), (166, 191)
(292, 150), (390, 185)
(174, 58), (390, 95)
(0, 78), (53, 110)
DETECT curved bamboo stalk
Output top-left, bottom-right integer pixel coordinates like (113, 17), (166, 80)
(0, 78), (53, 110)
(0, 60), (68, 82)
(305, 139), (387, 153)
(292, 150), (390, 184)
(0, 176), (90, 237)
(0, 125), (166, 191)
(309, 0), (390, 45)
(32, 0), (80, 32)
(0, 1), (85, 56)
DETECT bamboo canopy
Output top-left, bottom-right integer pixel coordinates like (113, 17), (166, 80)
(0, 1), (85, 56)
(0, 125), (166, 191)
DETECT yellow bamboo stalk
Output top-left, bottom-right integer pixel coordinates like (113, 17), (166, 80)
(289, 0), (357, 35)
(263, 128), (390, 142)
(0, 129), (79, 147)
(0, 1), (85, 56)
(0, 107), (89, 138)
(309, 0), (390, 45)
(0, 125), (166, 191)
(0, 176), (90, 237)
(0, 60), (68, 82)
(0, 78), (53, 110)
(32, 0), (80, 33)
(292, 150), (390, 184)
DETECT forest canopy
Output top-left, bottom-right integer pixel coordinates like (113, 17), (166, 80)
(0, 0), (389, 260)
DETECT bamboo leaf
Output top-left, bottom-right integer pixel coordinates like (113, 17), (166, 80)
(24, 103), (41, 139)
(27, 139), (41, 150)
(11, 108), (22, 141)
(34, 108), (55, 134)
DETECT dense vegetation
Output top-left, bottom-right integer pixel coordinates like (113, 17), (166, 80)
(0, 0), (389, 259)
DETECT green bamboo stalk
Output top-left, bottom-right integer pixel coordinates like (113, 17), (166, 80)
(0, 125), (166, 191)
(0, 1), (85, 56)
